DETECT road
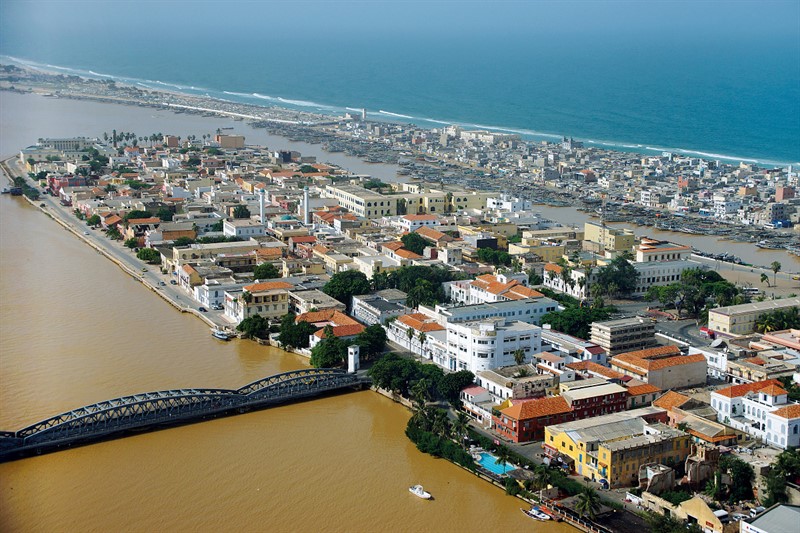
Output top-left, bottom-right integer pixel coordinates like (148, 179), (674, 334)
(2, 156), (232, 331)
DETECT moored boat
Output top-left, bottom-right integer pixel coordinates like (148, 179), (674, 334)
(521, 506), (551, 521)
(409, 484), (431, 499)
(211, 328), (230, 341)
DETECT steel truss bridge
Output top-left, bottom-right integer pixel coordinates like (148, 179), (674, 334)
(0, 368), (367, 461)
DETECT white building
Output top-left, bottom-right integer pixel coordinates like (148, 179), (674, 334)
(541, 328), (607, 365)
(713, 193), (741, 220)
(396, 214), (438, 232)
(446, 272), (535, 305)
(427, 297), (559, 327)
(486, 194), (532, 213)
(710, 381), (800, 449)
(440, 319), (542, 373)
(223, 219), (266, 238)
(688, 345), (731, 380)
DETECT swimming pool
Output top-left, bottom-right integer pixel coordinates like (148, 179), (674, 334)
(477, 452), (515, 475)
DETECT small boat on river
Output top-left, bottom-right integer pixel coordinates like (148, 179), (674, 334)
(409, 484), (431, 499)
(521, 506), (551, 521)
(211, 328), (230, 341)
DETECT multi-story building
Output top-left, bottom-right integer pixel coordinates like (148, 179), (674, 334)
(351, 290), (408, 326)
(476, 365), (556, 402)
(445, 272), (533, 305)
(442, 319), (542, 373)
(590, 317), (657, 356)
(710, 380), (800, 449)
(541, 328), (607, 365)
(583, 221), (635, 253)
(610, 346), (707, 390)
(634, 237), (692, 263)
(224, 281), (293, 323)
(741, 504), (800, 533)
(543, 407), (687, 488)
(560, 382), (629, 419)
(223, 219), (266, 238)
(287, 289), (345, 315)
(708, 299), (800, 337)
(428, 298), (559, 327)
(324, 184), (397, 219)
(494, 396), (574, 443)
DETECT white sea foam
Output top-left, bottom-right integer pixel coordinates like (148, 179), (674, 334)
(88, 70), (113, 78)
(379, 110), (414, 119)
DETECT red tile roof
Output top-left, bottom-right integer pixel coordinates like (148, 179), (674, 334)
(653, 391), (691, 411)
(759, 384), (788, 397)
(403, 214), (437, 221)
(770, 404), (800, 419)
(296, 310), (359, 327)
(626, 383), (662, 396)
(244, 281), (293, 292)
(501, 396), (572, 421)
(313, 324), (365, 339)
(713, 379), (783, 399)
(397, 313), (445, 333)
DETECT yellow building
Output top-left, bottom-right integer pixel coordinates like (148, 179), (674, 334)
(583, 222), (635, 252)
(543, 407), (690, 488)
(324, 184), (397, 218)
(708, 298), (800, 337)
(508, 242), (566, 262)
(233, 281), (293, 322)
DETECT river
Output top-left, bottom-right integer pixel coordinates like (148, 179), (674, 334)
(0, 92), (570, 532)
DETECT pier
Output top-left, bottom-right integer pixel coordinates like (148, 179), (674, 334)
(0, 368), (369, 462)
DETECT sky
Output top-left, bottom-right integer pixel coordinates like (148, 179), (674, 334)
(2, 0), (799, 47)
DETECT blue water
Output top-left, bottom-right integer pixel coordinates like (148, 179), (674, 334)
(1, 27), (798, 165)
(478, 452), (515, 475)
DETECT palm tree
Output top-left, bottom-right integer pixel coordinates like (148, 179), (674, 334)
(410, 378), (431, 410)
(575, 486), (602, 521)
(771, 261), (781, 287)
(530, 465), (553, 492)
(452, 412), (470, 449)
(431, 409), (450, 438)
(513, 348), (526, 365)
(761, 273), (771, 288)
(406, 326), (414, 349)
(495, 446), (512, 475)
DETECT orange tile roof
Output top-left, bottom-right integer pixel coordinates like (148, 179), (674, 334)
(397, 313), (445, 332)
(621, 345), (682, 360)
(127, 217), (161, 225)
(544, 263), (563, 274)
(256, 248), (283, 259)
(505, 285), (544, 300)
(244, 281), (293, 292)
(104, 215), (122, 226)
(713, 379), (783, 399)
(566, 361), (591, 371)
(653, 391), (691, 411)
(313, 324), (365, 338)
(743, 357), (766, 366)
(501, 396), (572, 421)
(382, 241), (405, 251)
(403, 214), (437, 221)
(296, 310), (359, 326)
(770, 404), (800, 419)
(395, 249), (422, 259)
(759, 384), (788, 397)
(626, 383), (662, 396)
(416, 226), (452, 242)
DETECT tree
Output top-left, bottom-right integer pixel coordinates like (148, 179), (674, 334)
(173, 236), (195, 247)
(237, 315), (269, 339)
(233, 205), (251, 219)
(210, 220), (224, 232)
(371, 271), (390, 291)
(310, 334), (348, 368)
(253, 262), (280, 280)
(594, 255), (639, 297)
(106, 227), (122, 240)
(764, 449), (800, 506)
(156, 207), (174, 222)
(438, 370), (475, 404)
(761, 273), (770, 288)
(410, 378), (433, 410)
(322, 270), (371, 308)
(124, 238), (138, 249)
(86, 214), (101, 227)
(277, 313), (318, 349)
(452, 412), (471, 449)
(495, 446), (512, 475)
(513, 348), (526, 365)
(771, 262), (782, 287)
(123, 210), (152, 222)
(575, 487), (602, 521)
(406, 279), (436, 308)
(401, 232), (428, 255)
(355, 324), (388, 360)
(136, 248), (161, 263)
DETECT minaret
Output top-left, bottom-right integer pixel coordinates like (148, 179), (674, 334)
(259, 189), (265, 224)
(303, 186), (310, 226)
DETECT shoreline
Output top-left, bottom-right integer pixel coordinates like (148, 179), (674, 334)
(2, 56), (796, 167)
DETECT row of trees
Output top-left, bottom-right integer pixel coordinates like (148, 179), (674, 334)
(763, 449), (800, 506)
(476, 247), (513, 267)
(322, 266), (465, 311)
(368, 353), (475, 405)
(645, 268), (745, 320)
(755, 306), (800, 333)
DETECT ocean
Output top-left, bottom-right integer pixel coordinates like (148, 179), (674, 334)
(2, 33), (798, 165)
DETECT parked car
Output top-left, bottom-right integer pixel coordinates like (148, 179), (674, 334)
(199, 307), (207, 312)
(170, 280), (177, 285)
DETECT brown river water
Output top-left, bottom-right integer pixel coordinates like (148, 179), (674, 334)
(0, 93), (570, 532)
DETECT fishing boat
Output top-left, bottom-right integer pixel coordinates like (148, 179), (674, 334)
(211, 328), (230, 341)
(409, 485), (431, 499)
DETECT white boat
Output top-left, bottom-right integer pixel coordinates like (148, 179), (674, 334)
(521, 507), (551, 521)
(211, 328), (230, 341)
(409, 484), (431, 499)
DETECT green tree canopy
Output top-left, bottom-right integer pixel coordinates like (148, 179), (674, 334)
(310, 332), (349, 368)
(233, 205), (251, 219)
(593, 255), (639, 297)
(401, 232), (428, 255)
(253, 262), (280, 280)
(173, 236), (195, 247)
(156, 207), (174, 222)
(124, 237), (138, 249)
(355, 324), (388, 360)
(322, 270), (371, 307)
(277, 313), (318, 349)
(86, 214), (101, 226)
(136, 248), (161, 263)
(237, 315), (270, 339)
(124, 210), (152, 221)
(541, 306), (614, 339)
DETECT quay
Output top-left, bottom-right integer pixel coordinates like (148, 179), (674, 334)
(0, 368), (370, 463)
